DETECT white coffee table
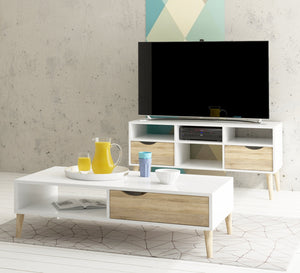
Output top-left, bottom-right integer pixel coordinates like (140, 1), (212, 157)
(14, 166), (233, 258)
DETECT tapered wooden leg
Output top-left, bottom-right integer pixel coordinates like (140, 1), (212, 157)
(274, 171), (280, 192)
(266, 174), (273, 200)
(225, 213), (232, 235)
(132, 166), (139, 171)
(16, 214), (24, 238)
(204, 230), (213, 258)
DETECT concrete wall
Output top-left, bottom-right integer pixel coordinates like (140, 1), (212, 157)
(225, 0), (300, 190)
(0, 0), (299, 190)
(0, 0), (144, 172)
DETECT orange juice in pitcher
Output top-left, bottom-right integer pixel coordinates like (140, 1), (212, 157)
(92, 137), (122, 174)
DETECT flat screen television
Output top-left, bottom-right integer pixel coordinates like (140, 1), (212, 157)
(138, 41), (269, 120)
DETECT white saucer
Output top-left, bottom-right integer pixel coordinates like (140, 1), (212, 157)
(65, 166), (129, 181)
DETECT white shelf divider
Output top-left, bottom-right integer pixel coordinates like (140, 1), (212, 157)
(179, 160), (223, 171)
(225, 137), (273, 147)
(132, 134), (174, 142)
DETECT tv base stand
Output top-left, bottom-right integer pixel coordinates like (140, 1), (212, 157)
(146, 116), (263, 124)
(129, 119), (282, 200)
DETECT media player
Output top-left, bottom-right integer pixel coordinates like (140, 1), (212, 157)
(179, 126), (222, 142)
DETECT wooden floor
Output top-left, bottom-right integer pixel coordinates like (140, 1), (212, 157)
(1, 172), (300, 273)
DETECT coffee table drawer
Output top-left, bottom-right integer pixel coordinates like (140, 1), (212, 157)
(130, 141), (174, 166)
(109, 190), (209, 226)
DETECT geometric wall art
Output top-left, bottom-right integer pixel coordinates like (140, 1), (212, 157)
(146, 0), (224, 41)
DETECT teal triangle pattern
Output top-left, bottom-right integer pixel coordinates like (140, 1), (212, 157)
(205, 0), (225, 31)
(187, 0), (225, 41)
(146, 0), (167, 37)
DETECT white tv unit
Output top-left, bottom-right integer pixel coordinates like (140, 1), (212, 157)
(129, 119), (282, 200)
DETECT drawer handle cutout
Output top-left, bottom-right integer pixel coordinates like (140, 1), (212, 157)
(245, 146), (263, 150)
(140, 142), (156, 145)
(122, 191), (147, 196)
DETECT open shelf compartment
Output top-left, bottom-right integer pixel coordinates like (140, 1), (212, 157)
(176, 143), (223, 170)
(224, 127), (273, 147)
(130, 124), (174, 142)
(15, 183), (108, 221)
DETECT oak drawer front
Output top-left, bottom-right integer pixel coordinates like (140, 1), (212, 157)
(225, 145), (273, 171)
(109, 190), (209, 227)
(130, 141), (174, 166)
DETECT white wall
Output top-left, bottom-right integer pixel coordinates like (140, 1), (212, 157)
(0, 0), (299, 190)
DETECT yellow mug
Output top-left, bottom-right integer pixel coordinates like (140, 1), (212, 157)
(209, 106), (227, 117)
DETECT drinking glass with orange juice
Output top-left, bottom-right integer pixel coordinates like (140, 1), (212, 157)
(78, 152), (91, 173)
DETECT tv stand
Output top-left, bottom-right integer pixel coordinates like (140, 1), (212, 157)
(129, 119), (282, 200)
(145, 116), (263, 124)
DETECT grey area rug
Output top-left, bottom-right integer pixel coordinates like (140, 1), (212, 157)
(1, 214), (300, 271)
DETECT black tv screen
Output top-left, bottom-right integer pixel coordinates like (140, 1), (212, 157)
(138, 41), (269, 119)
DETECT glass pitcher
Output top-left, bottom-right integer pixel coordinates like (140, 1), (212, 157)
(92, 137), (122, 174)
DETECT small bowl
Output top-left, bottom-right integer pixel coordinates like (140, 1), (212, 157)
(155, 169), (180, 184)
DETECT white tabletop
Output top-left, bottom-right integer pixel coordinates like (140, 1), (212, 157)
(15, 166), (233, 196)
